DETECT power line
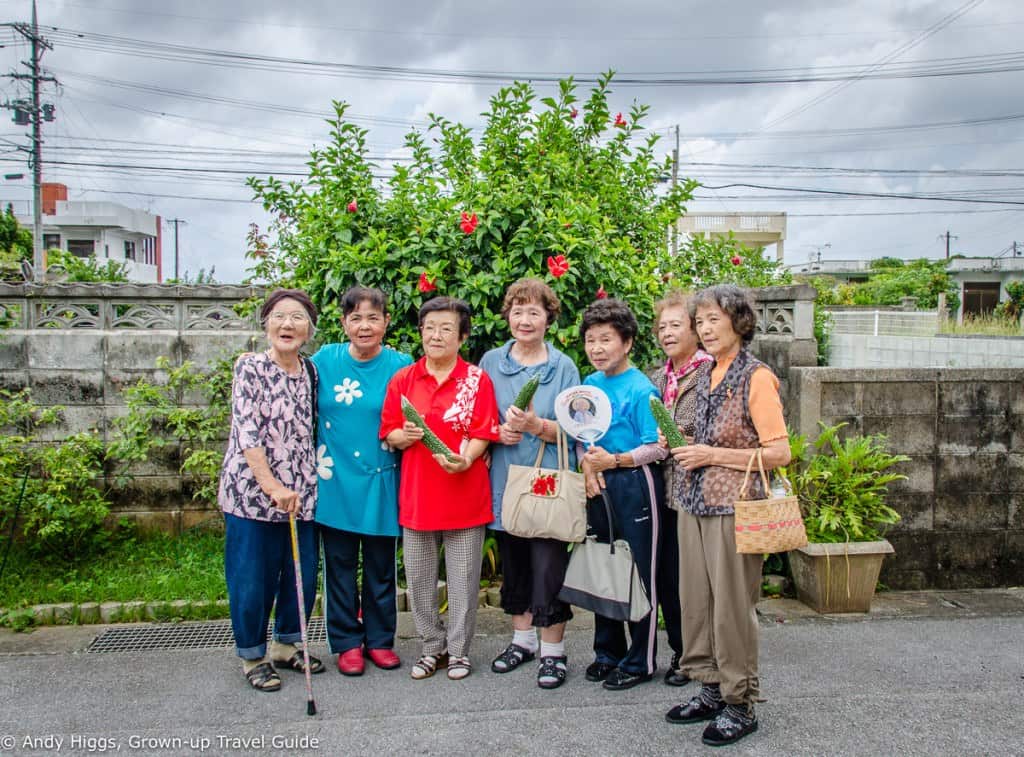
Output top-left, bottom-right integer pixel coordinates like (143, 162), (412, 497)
(42, 25), (1024, 86)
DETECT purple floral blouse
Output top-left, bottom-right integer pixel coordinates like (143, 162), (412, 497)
(217, 351), (317, 522)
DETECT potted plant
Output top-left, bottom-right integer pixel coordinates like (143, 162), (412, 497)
(783, 422), (908, 613)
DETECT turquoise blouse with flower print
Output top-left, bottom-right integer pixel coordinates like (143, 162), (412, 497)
(310, 343), (413, 536)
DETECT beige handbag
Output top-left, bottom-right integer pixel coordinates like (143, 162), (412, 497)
(501, 430), (586, 542)
(734, 449), (808, 555)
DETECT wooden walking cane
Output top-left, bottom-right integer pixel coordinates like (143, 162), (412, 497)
(288, 513), (317, 716)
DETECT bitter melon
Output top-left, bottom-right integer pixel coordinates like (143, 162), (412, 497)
(649, 395), (687, 449)
(401, 395), (457, 461)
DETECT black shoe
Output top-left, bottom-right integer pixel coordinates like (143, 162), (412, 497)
(601, 667), (653, 691)
(665, 694), (726, 724)
(584, 661), (616, 682)
(702, 705), (759, 747)
(664, 654), (690, 686)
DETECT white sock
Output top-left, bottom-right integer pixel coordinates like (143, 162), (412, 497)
(540, 640), (565, 659)
(513, 628), (538, 653)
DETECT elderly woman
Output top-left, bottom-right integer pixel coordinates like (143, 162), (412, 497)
(218, 288), (323, 692)
(480, 278), (580, 689)
(650, 292), (712, 688)
(578, 298), (667, 691)
(311, 286), (412, 676)
(380, 296), (500, 681)
(665, 285), (790, 747)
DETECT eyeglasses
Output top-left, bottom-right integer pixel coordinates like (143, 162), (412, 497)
(420, 324), (458, 338)
(268, 312), (310, 325)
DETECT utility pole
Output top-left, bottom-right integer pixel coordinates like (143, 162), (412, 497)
(166, 218), (186, 280)
(4, 1), (56, 282)
(671, 124), (679, 256)
(940, 229), (958, 259)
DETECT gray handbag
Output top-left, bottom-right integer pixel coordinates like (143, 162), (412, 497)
(557, 489), (652, 623)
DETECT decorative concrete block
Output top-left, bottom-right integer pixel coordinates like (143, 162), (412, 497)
(105, 332), (180, 370)
(862, 414), (935, 456)
(862, 382), (936, 416)
(934, 492), (1008, 531)
(28, 370), (104, 405)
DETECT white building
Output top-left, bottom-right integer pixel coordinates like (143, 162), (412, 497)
(18, 183), (163, 283)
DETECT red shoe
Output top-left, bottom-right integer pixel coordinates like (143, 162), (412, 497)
(337, 647), (365, 676)
(365, 647), (401, 670)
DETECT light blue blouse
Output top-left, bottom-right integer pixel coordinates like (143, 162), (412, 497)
(480, 340), (581, 531)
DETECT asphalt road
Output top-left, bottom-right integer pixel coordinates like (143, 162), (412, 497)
(1, 604), (1023, 756)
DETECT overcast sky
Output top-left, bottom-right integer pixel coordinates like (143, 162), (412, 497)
(1, 0), (1022, 283)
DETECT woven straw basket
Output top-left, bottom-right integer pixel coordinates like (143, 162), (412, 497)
(734, 449), (808, 555)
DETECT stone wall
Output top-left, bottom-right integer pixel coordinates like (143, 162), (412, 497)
(0, 283), (263, 531)
(789, 367), (1024, 589)
(0, 282), (816, 530)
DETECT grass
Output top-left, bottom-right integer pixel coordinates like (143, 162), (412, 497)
(0, 528), (227, 609)
(939, 314), (1023, 336)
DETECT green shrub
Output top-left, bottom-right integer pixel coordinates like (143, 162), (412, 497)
(784, 422), (907, 543)
(0, 389), (111, 560)
(246, 73), (788, 369)
(107, 355), (236, 505)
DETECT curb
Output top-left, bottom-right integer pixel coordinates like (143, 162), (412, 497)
(4, 583), (507, 628)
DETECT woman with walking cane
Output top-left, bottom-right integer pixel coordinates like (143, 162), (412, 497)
(218, 288), (324, 693)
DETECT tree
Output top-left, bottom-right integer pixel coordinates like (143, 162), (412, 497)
(0, 205), (33, 282)
(247, 74), (786, 368)
(851, 258), (959, 310)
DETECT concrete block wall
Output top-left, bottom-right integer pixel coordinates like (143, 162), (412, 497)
(829, 333), (1024, 369)
(789, 367), (1024, 589)
(0, 283), (263, 532)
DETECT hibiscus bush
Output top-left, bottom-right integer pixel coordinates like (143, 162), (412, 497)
(247, 73), (785, 368)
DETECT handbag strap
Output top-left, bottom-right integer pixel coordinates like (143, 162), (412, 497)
(738, 448), (771, 500)
(598, 489), (617, 551)
(532, 427), (571, 471)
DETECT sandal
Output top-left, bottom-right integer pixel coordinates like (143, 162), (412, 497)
(447, 655), (472, 681)
(245, 662), (281, 692)
(411, 652), (448, 680)
(273, 651), (325, 675)
(490, 643), (536, 674)
(537, 655), (568, 690)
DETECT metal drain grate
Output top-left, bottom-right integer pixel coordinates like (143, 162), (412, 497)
(87, 617), (327, 653)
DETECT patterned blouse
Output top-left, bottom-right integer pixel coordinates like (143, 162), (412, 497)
(651, 359), (711, 511)
(683, 349), (771, 517)
(217, 351), (317, 522)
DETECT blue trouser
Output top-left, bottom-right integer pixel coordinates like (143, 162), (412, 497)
(657, 502), (683, 657)
(320, 525), (397, 653)
(224, 512), (319, 660)
(587, 464), (664, 675)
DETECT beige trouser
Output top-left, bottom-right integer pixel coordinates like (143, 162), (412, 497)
(677, 511), (763, 705)
(403, 526), (485, 659)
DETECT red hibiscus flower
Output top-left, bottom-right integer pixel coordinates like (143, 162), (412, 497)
(570, 108), (578, 119)
(614, 112), (627, 128)
(460, 211), (478, 234)
(596, 285), (607, 299)
(730, 255), (742, 266)
(546, 254), (570, 279)
(347, 200), (358, 213)
(417, 272), (437, 293)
